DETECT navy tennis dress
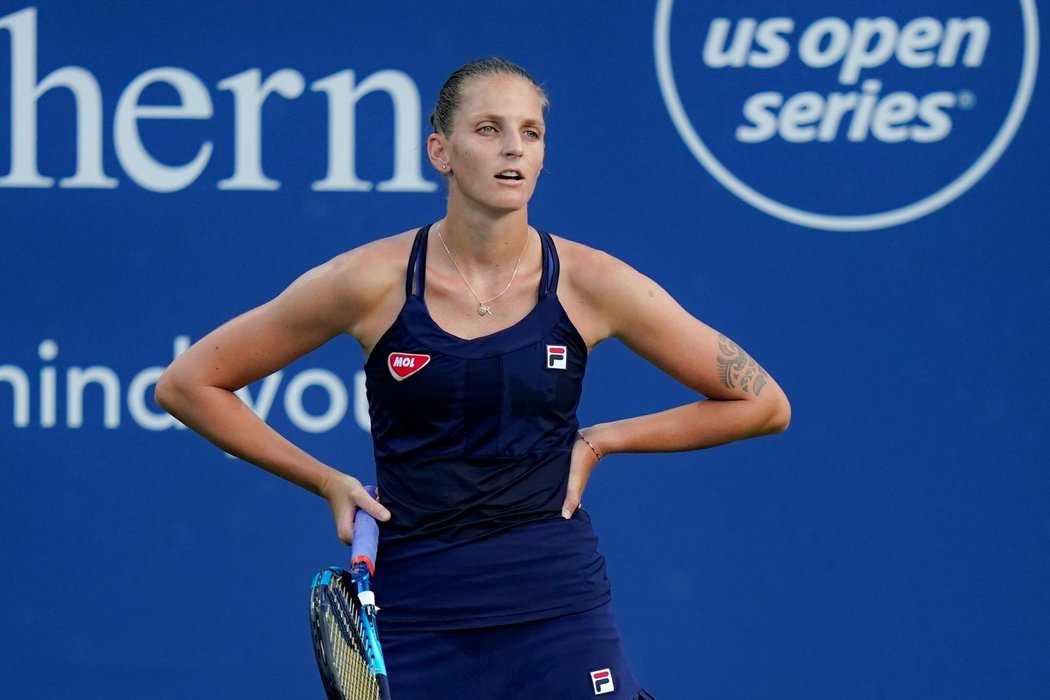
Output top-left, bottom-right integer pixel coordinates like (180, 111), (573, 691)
(364, 225), (653, 699)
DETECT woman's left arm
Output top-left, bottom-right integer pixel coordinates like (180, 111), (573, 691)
(559, 244), (791, 515)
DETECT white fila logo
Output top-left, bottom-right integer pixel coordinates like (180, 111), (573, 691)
(546, 345), (567, 370)
(590, 668), (615, 695)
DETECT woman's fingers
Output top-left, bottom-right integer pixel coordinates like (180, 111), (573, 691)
(357, 488), (391, 522)
(561, 439), (599, 519)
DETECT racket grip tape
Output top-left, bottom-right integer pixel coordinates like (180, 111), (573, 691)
(350, 485), (379, 575)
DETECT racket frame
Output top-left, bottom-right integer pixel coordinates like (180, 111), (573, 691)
(310, 489), (390, 699)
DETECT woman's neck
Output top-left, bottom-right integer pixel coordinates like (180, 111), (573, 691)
(438, 205), (531, 267)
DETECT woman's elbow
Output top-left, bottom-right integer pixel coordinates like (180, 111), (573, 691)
(762, 387), (791, 435)
(153, 368), (182, 416)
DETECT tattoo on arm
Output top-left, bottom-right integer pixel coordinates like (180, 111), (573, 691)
(716, 334), (768, 396)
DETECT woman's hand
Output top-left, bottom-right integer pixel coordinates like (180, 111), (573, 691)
(561, 430), (603, 519)
(321, 473), (392, 545)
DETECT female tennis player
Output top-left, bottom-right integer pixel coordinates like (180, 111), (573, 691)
(156, 57), (790, 698)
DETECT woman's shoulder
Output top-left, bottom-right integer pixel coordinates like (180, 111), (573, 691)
(332, 227), (420, 269)
(287, 227), (420, 313)
(316, 227), (416, 288)
(545, 231), (656, 346)
(547, 231), (640, 293)
(295, 226), (424, 344)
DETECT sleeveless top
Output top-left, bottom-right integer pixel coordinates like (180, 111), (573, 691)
(363, 224), (611, 630)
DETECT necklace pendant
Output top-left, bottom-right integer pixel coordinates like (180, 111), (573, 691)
(477, 303), (492, 316)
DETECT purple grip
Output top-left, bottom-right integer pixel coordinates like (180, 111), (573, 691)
(350, 485), (379, 572)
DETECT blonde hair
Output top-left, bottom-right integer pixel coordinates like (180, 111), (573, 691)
(429, 57), (549, 136)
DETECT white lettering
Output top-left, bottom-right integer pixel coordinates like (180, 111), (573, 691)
(706, 15), (991, 86)
(818, 92), (859, 142)
(736, 82), (958, 144)
(798, 18), (852, 72)
(897, 18), (943, 68)
(129, 368), (174, 429)
(0, 364), (30, 427)
(0, 337), (369, 434)
(217, 68), (306, 191)
(128, 336), (190, 430)
(912, 92), (956, 143)
(940, 18), (990, 68)
(67, 366), (121, 428)
(114, 67), (214, 192)
(284, 369), (347, 433)
(839, 18), (898, 86)
(39, 339), (57, 427)
(847, 79), (882, 142)
(0, 8), (437, 193)
(751, 18), (794, 69)
(735, 92), (781, 143)
(870, 91), (918, 143)
(311, 69), (437, 192)
(703, 18), (793, 69)
(703, 18), (756, 68)
(778, 92), (823, 143)
(0, 7), (117, 189)
(354, 370), (370, 432)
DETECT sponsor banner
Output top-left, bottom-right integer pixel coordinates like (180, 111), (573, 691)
(1, 3), (1047, 699)
(655, 0), (1039, 229)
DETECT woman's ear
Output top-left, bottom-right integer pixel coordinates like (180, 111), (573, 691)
(427, 132), (450, 174)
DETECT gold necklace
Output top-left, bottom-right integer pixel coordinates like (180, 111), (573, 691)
(436, 225), (530, 316)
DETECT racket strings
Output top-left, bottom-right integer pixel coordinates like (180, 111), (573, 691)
(324, 577), (381, 700)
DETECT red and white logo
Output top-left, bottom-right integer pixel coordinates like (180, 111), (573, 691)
(590, 668), (615, 695)
(387, 352), (430, 381)
(547, 345), (567, 370)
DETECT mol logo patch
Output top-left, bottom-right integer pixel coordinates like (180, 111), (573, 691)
(654, 1), (1039, 231)
(387, 352), (430, 381)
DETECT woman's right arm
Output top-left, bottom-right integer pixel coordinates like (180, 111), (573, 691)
(154, 242), (401, 538)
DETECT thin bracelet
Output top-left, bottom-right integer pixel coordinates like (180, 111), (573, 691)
(577, 430), (603, 461)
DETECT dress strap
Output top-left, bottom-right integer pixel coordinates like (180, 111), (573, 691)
(537, 229), (559, 296)
(405, 224), (431, 298)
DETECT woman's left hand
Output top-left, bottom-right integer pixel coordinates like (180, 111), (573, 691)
(561, 430), (603, 519)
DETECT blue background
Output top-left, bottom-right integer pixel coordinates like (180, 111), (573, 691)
(1, 2), (1047, 698)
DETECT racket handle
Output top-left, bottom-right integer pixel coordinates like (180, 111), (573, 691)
(350, 485), (379, 575)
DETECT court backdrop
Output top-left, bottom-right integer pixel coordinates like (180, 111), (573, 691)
(1, 2), (1048, 698)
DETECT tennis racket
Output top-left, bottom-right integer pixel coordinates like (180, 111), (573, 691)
(310, 486), (391, 699)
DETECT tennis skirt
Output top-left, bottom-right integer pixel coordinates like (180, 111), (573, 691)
(381, 601), (654, 699)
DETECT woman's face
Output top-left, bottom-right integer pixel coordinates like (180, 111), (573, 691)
(432, 74), (546, 215)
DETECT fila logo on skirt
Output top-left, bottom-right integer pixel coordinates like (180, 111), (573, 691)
(387, 352), (430, 381)
(590, 668), (615, 695)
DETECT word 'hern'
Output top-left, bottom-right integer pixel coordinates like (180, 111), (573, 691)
(0, 7), (437, 193)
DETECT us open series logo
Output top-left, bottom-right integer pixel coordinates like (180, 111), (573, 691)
(654, 1), (1040, 231)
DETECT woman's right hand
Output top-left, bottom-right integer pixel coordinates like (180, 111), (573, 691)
(321, 473), (392, 546)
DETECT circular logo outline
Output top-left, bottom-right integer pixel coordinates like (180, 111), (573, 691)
(654, 0), (1040, 231)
